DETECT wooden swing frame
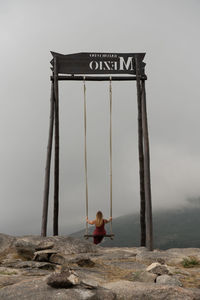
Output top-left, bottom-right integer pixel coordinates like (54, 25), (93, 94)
(41, 52), (153, 251)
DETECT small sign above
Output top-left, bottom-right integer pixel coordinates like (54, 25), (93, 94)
(51, 52), (146, 75)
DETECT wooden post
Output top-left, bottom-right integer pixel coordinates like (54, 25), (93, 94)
(41, 82), (55, 236)
(53, 58), (59, 236)
(141, 80), (153, 251)
(135, 57), (146, 246)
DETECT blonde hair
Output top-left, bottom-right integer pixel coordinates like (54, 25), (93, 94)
(95, 211), (103, 227)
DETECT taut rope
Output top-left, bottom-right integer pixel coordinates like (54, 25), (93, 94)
(83, 78), (89, 236)
(109, 77), (113, 236)
(84, 78), (113, 239)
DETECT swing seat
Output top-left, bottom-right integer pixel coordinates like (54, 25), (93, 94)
(84, 234), (115, 240)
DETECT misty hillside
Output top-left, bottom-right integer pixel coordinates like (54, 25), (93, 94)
(71, 201), (200, 249)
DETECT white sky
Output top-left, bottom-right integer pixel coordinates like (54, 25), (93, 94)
(0, 0), (200, 235)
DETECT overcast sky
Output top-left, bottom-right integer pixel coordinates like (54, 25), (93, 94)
(0, 0), (200, 236)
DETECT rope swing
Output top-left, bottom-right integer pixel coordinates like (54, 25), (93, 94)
(84, 78), (114, 239)
(109, 77), (113, 237)
(83, 77), (89, 236)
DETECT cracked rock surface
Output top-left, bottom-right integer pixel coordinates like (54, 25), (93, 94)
(0, 234), (200, 299)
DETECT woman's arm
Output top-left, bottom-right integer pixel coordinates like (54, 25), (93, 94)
(86, 217), (95, 225)
(104, 217), (112, 224)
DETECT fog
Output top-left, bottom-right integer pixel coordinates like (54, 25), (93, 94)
(0, 0), (200, 235)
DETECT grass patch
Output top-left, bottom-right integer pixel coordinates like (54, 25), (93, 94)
(181, 256), (200, 268)
(0, 270), (18, 276)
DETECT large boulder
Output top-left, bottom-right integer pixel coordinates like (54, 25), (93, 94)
(44, 236), (97, 255)
(14, 240), (37, 260)
(156, 274), (182, 286)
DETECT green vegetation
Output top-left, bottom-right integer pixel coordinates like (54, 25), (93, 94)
(0, 270), (18, 276)
(181, 257), (200, 268)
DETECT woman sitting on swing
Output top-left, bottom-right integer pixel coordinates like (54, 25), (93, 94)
(86, 211), (112, 245)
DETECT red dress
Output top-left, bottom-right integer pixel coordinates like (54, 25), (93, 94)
(93, 220), (106, 245)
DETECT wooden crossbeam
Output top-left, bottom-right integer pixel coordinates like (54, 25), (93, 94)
(51, 75), (147, 82)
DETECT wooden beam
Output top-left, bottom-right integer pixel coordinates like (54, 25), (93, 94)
(50, 75), (147, 82)
(141, 80), (153, 251)
(135, 57), (146, 247)
(53, 58), (60, 236)
(41, 82), (55, 237)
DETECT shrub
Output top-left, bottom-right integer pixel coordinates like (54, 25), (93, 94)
(181, 256), (200, 268)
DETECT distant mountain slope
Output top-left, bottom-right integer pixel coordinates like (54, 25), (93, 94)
(70, 205), (200, 249)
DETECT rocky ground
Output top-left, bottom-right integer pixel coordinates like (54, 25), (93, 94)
(0, 234), (200, 299)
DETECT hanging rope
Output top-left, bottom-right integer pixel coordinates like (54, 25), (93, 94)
(109, 77), (113, 236)
(83, 77), (89, 236)
(84, 77), (113, 239)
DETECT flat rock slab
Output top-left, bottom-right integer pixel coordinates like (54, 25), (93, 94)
(49, 253), (96, 266)
(0, 277), (116, 300)
(71, 267), (107, 285)
(0, 275), (23, 289)
(136, 248), (200, 265)
(103, 280), (200, 300)
(3, 260), (56, 271)
(33, 249), (58, 262)
(35, 241), (55, 251)
(97, 247), (139, 260)
(127, 271), (157, 283)
(103, 260), (146, 271)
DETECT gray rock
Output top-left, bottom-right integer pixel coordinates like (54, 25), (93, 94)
(72, 267), (107, 285)
(146, 262), (169, 275)
(0, 274), (32, 289)
(33, 249), (58, 262)
(33, 252), (49, 262)
(97, 247), (139, 261)
(136, 248), (200, 266)
(2, 235), (200, 300)
(103, 280), (200, 300)
(4, 260), (56, 270)
(0, 234), (16, 254)
(50, 253), (96, 266)
(50, 253), (67, 265)
(80, 278), (99, 289)
(47, 271), (74, 288)
(75, 258), (95, 268)
(44, 236), (97, 255)
(14, 240), (36, 260)
(104, 260), (146, 271)
(12, 235), (96, 256)
(0, 277), (96, 299)
(136, 249), (171, 265)
(35, 241), (54, 251)
(156, 274), (183, 286)
(92, 288), (116, 300)
(129, 270), (157, 283)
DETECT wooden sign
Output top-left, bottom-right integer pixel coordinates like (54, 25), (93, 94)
(51, 52), (146, 75)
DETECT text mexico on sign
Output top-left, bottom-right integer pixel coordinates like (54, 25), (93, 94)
(51, 52), (146, 75)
